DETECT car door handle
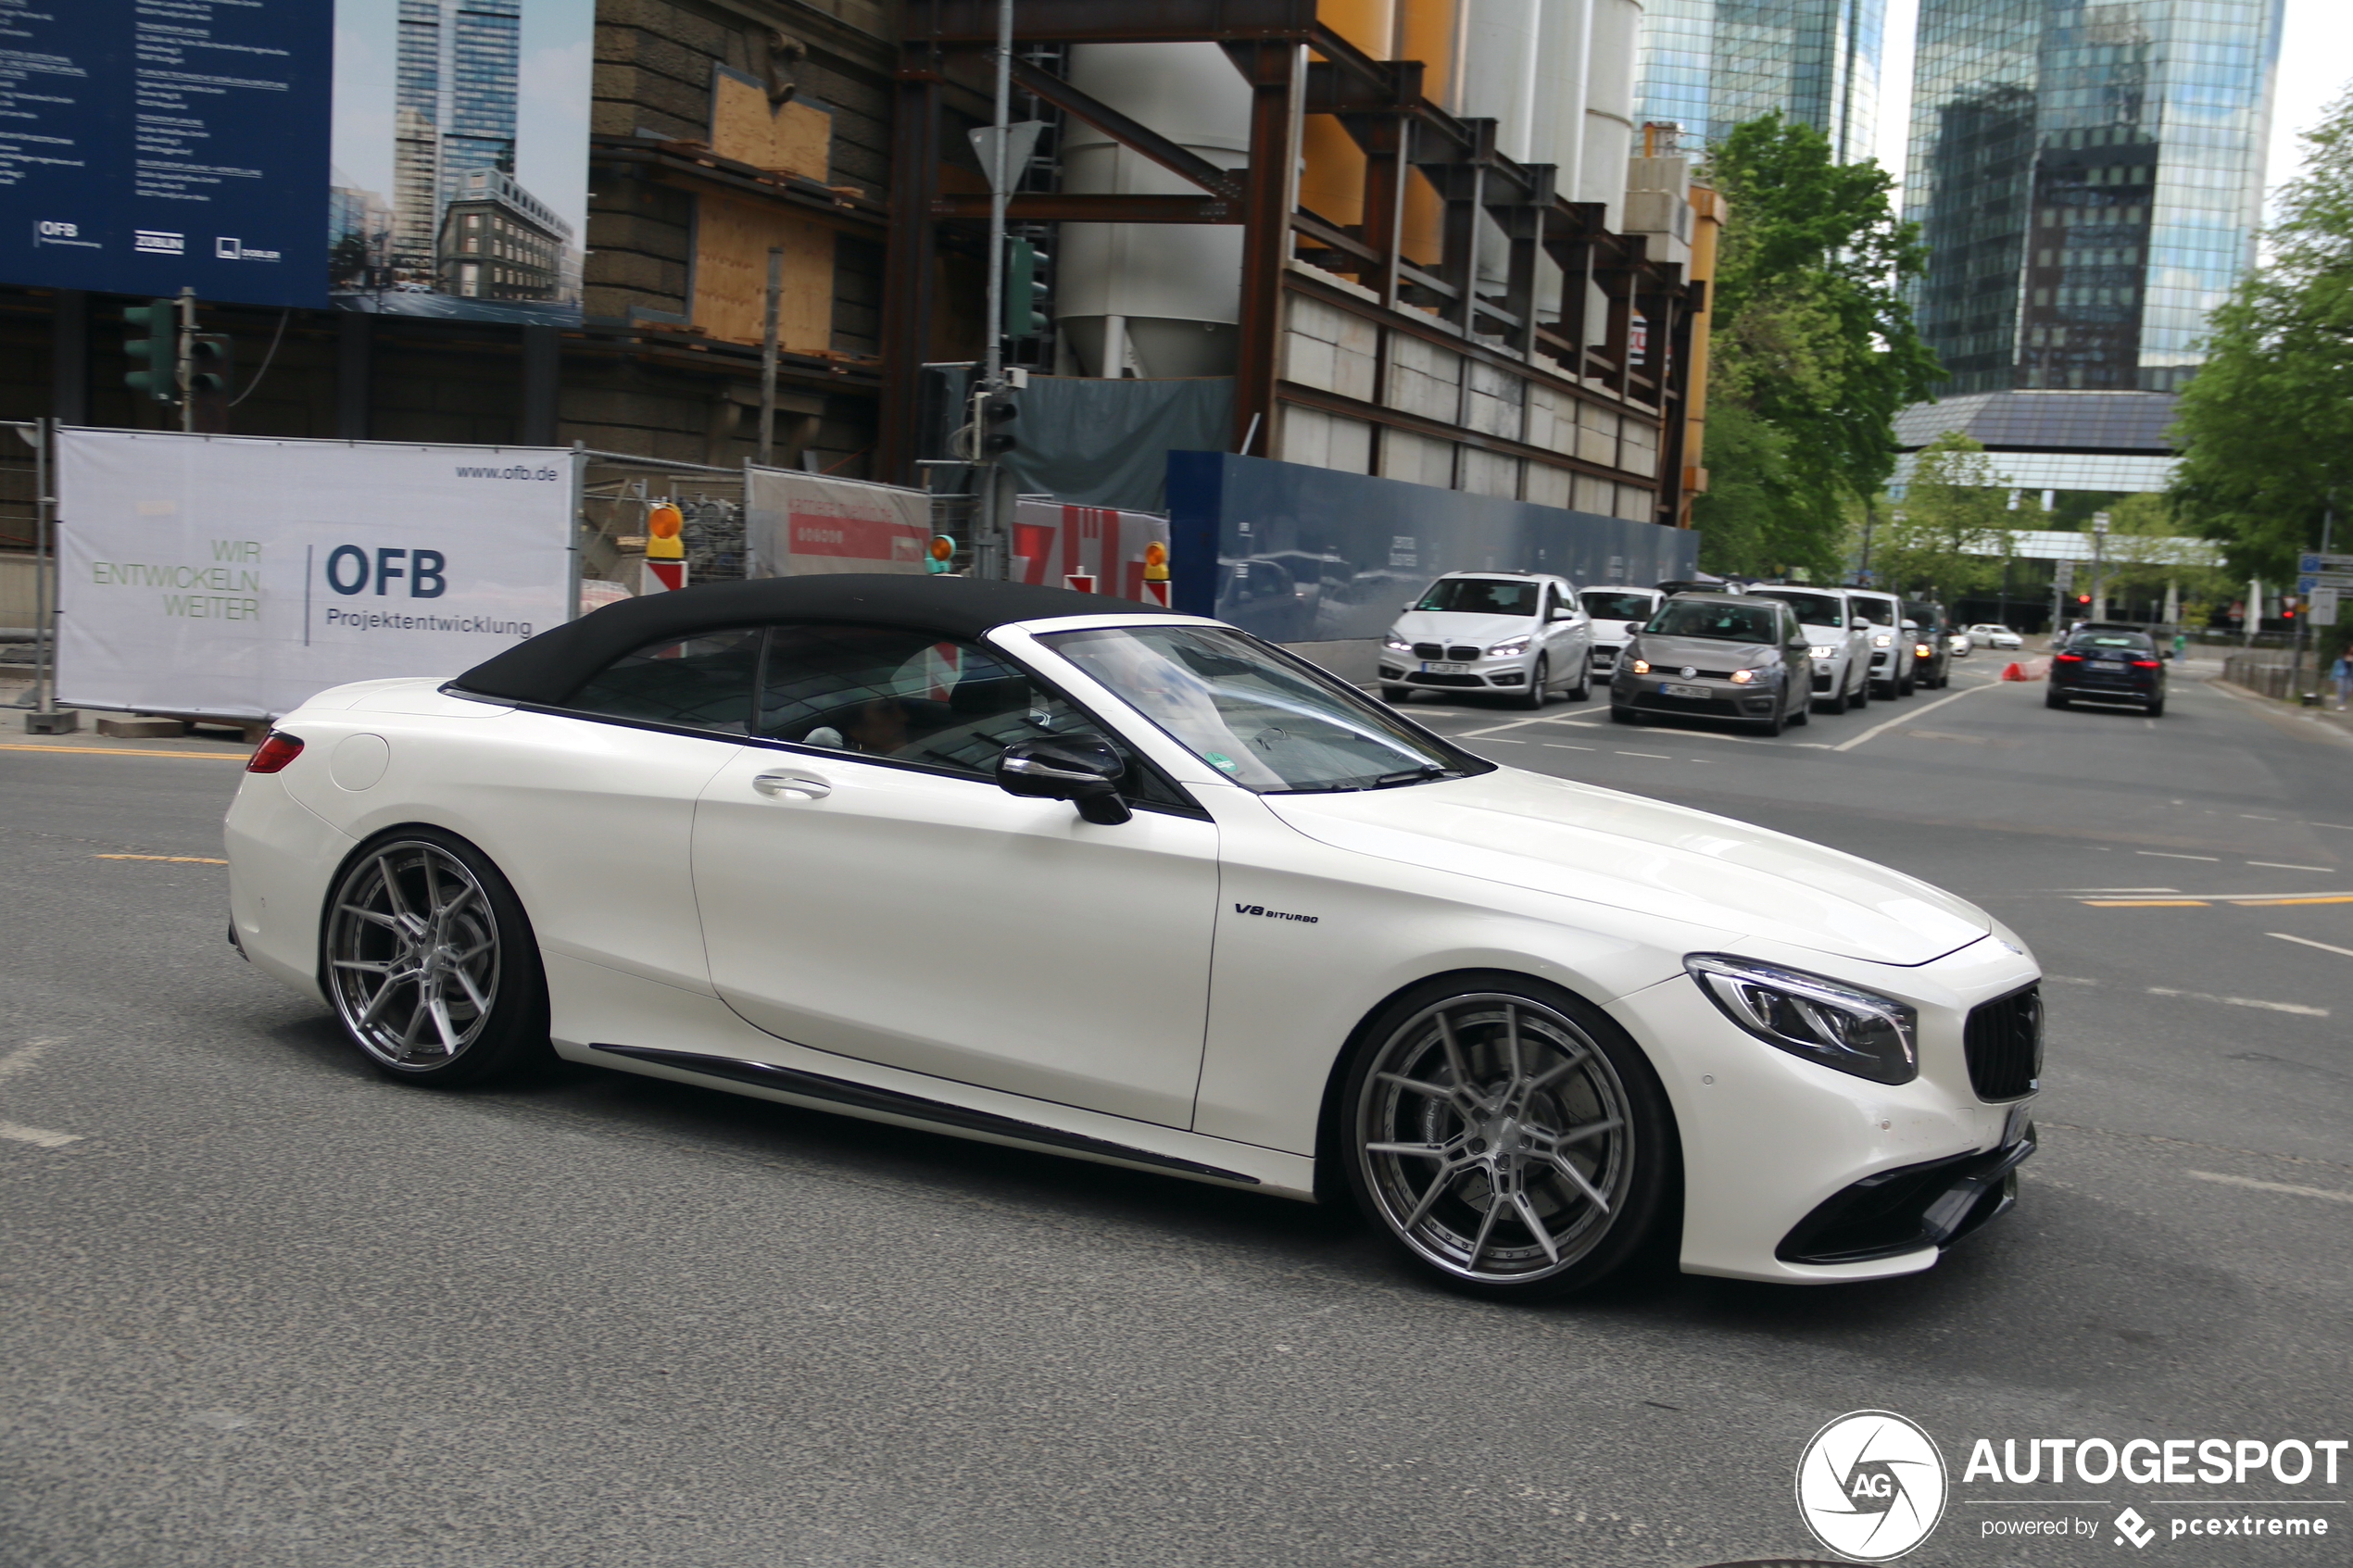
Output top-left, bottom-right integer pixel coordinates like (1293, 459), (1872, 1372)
(752, 770), (831, 800)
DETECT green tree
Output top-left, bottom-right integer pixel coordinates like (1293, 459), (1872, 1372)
(1873, 432), (2024, 599)
(2171, 88), (2353, 577)
(1694, 112), (1942, 581)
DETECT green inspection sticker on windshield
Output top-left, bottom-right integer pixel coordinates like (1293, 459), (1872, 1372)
(1204, 751), (1239, 772)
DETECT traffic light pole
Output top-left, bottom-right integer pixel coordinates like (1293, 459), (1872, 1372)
(973, 0), (1013, 582)
(176, 286), (196, 433)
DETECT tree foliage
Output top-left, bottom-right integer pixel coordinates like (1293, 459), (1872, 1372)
(1693, 113), (1942, 580)
(2171, 88), (2353, 577)
(1873, 433), (2027, 600)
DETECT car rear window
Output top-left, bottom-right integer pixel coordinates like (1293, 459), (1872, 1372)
(2071, 633), (2155, 652)
(1580, 590), (1657, 621)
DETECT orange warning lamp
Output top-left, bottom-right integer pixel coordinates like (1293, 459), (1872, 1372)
(1143, 539), (1169, 582)
(926, 534), (957, 574)
(647, 502), (686, 561)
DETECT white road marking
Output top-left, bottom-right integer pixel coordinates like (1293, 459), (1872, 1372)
(2145, 987), (2329, 1018)
(2045, 975), (2101, 985)
(2268, 932), (2353, 959)
(1830, 680), (2000, 752)
(2137, 851), (2219, 861)
(2308, 822), (2353, 833)
(2247, 861), (2333, 872)
(2240, 814), (2278, 821)
(1478, 737), (1528, 744)
(1617, 750), (1670, 759)
(1542, 743), (1595, 751)
(0, 1121), (85, 1149)
(0, 1041), (86, 1148)
(2186, 1171), (2353, 1205)
(2061, 887), (2179, 894)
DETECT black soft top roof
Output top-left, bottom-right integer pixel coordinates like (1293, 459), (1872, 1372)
(452, 574), (1189, 706)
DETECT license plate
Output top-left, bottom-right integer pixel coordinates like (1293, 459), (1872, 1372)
(1662, 682), (1709, 699)
(2092, 659), (2124, 670)
(1422, 661), (1471, 674)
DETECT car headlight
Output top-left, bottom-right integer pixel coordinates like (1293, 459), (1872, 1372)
(1488, 634), (1532, 657)
(1684, 954), (1919, 1085)
(1729, 668), (1755, 684)
(1383, 633), (1413, 652)
(1629, 658), (1650, 674)
(1914, 642), (1933, 658)
(1808, 645), (1838, 659)
(1873, 633), (1893, 647)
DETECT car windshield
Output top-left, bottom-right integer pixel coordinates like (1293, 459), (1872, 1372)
(1580, 590), (1656, 620)
(1749, 590), (1843, 627)
(1643, 599), (1780, 644)
(1852, 597), (1897, 626)
(1415, 578), (1540, 616)
(1040, 623), (1485, 794)
(2070, 633), (2155, 653)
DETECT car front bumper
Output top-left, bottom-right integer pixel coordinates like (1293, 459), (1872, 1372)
(1379, 652), (1533, 690)
(1612, 669), (1784, 720)
(1605, 934), (2040, 1283)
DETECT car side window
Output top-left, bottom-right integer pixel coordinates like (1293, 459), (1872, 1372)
(565, 627), (761, 734)
(756, 623), (1192, 809)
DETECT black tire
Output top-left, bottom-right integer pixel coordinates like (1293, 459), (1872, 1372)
(1335, 972), (1679, 1300)
(1518, 656), (1549, 710)
(1847, 676), (1868, 710)
(320, 827), (551, 1087)
(2045, 688), (2067, 709)
(1788, 694), (1810, 726)
(1896, 673), (1915, 697)
(1381, 685), (1411, 704)
(1567, 659), (1591, 703)
(1753, 701), (1785, 737)
(2146, 697), (2164, 717)
(1609, 704), (1640, 723)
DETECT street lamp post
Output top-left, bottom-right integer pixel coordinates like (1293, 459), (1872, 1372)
(2089, 510), (2109, 623)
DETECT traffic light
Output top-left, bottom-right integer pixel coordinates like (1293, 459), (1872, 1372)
(975, 388), (1020, 455)
(1003, 239), (1050, 338)
(926, 534), (957, 574)
(187, 333), (233, 398)
(2076, 594), (2091, 607)
(122, 298), (179, 403)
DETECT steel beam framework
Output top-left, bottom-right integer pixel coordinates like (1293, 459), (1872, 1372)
(879, 0), (1694, 529)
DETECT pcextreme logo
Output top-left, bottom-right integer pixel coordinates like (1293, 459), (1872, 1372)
(1795, 1411), (1948, 1562)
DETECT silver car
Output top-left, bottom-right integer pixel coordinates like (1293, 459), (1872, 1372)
(1610, 593), (1815, 736)
(1380, 571), (1593, 709)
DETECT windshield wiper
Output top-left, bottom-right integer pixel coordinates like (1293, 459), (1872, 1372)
(1372, 764), (1458, 788)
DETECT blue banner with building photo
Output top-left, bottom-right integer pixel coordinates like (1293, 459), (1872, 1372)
(0, 0), (333, 307)
(329, 0), (593, 324)
(1166, 452), (1699, 650)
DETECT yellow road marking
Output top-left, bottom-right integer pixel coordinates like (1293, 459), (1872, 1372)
(0, 743), (245, 760)
(2080, 898), (2210, 907)
(94, 853), (227, 864)
(2227, 896), (2353, 907)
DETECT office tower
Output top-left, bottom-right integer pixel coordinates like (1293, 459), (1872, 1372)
(1906, 0), (2283, 395)
(1634, 0), (1886, 162)
(392, 0), (523, 268)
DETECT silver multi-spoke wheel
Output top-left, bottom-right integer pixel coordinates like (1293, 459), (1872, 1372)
(326, 840), (502, 1072)
(1354, 992), (1637, 1287)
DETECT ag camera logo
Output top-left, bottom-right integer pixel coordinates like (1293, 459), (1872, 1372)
(1795, 1410), (1948, 1561)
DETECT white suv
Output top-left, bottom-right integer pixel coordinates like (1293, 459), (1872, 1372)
(1380, 571), (1594, 709)
(1746, 585), (1871, 712)
(1578, 586), (1667, 683)
(1846, 588), (1913, 698)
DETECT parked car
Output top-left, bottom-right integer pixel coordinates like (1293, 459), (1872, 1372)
(1610, 593), (1816, 735)
(2048, 626), (2168, 715)
(1579, 585), (1667, 683)
(1746, 585), (1871, 712)
(1965, 623), (2024, 652)
(1905, 599), (1955, 690)
(1380, 571), (1592, 709)
(225, 573), (2041, 1299)
(1846, 589), (1912, 697)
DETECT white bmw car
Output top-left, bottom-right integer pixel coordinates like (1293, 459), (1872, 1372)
(226, 576), (2042, 1299)
(1379, 571), (1592, 708)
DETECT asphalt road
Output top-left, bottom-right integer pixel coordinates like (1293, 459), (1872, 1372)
(3, 659), (2348, 1568)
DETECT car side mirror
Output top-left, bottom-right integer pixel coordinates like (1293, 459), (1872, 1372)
(1549, 607), (1574, 621)
(998, 736), (1132, 825)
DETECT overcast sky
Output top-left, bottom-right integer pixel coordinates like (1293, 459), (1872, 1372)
(1872, 0), (2348, 220)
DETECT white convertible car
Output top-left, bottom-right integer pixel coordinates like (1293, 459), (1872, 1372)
(226, 576), (2042, 1299)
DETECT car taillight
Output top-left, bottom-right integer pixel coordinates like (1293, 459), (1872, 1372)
(2054, 653), (2084, 663)
(245, 733), (304, 773)
(1914, 643), (1932, 658)
(2131, 659), (2161, 669)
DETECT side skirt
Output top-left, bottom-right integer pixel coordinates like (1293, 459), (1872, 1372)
(589, 1043), (1265, 1187)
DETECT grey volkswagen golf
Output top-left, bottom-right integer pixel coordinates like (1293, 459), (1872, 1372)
(1609, 593), (1816, 736)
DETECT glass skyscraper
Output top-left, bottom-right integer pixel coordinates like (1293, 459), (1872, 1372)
(393, 0), (522, 266)
(1906, 0), (2284, 395)
(1634, 0), (1886, 163)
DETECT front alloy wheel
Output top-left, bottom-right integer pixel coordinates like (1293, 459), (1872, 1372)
(1345, 985), (1668, 1297)
(323, 832), (547, 1085)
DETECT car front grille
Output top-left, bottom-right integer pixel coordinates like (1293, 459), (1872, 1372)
(1446, 645), (1480, 661)
(1964, 985), (2042, 1100)
(1413, 642), (1443, 659)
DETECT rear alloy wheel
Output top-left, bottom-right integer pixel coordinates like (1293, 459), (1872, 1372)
(322, 831), (549, 1086)
(1518, 655), (1549, 709)
(1342, 982), (1671, 1298)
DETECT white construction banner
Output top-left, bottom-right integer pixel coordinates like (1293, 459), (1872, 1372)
(57, 429), (573, 720)
(1011, 497), (1171, 604)
(745, 465), (933, 576)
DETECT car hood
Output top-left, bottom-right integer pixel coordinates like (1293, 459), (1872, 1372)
(1629, 633), (1773, 670)
(1264, 767), (1990, 966)
(1390, 610), (1541, 647)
